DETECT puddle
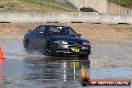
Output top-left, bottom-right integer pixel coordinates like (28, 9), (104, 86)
(0, 38), (131, 88)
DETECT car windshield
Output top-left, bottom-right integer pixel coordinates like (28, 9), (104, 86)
(45, 26), (78, 36)
(59, 27), (78, 36)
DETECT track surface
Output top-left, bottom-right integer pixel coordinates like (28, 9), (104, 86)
(0, 38), (132, 88)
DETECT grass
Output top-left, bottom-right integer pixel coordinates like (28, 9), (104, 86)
(0, 0), (77, 12)
(108, 0), (132, 8)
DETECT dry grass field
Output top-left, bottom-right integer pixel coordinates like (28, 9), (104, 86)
(0, 23), (131, 41)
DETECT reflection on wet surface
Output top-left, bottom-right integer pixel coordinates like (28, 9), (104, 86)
(0, 38), (132, 88)
(3, 56), (90, 88)
(24, 57), (90, 86)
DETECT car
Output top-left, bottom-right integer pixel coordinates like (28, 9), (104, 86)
(23, 25), (91, 57)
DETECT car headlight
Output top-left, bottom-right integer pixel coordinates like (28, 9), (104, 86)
(83, 42), (90, 45)
(54, 40), (68, 44)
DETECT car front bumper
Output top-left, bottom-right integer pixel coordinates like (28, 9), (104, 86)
(51, 43), (91, 56)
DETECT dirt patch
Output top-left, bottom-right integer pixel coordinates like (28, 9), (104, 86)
(69, 23), (132, 41)
(0, 23), (132, 41)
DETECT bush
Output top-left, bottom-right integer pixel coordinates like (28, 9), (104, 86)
(80, 7), (98, 12)
(108, 0), (131, 7)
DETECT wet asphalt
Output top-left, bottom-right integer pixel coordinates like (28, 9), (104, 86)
(0, 38), (131, 88)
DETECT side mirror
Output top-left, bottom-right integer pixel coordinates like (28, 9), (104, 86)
(78, 34), (82, 36)
(28, 29), (32, 32)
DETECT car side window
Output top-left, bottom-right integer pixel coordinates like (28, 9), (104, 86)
(37, 26), (45, 34)
(59, 29), (68, 35)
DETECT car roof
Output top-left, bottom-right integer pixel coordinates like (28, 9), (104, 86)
(38, 24), (69, 27)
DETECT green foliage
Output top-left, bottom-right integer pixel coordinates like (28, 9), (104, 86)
(0, 0), (77, 12)
(21, 0), (76, 11)
(108, 0), (132, 7)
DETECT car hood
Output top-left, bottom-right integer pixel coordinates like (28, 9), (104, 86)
(50, 35), (89, 42)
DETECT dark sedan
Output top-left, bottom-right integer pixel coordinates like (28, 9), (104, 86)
(23, 25), (91, 57)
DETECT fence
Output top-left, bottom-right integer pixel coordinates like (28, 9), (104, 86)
(0, 12), (132, 24)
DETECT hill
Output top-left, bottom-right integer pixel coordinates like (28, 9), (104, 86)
(0, 0), (77, 12)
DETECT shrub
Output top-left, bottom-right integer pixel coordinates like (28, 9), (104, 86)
(108, 0), (131, 7)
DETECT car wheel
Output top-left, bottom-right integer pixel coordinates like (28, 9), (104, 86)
(79, 55), (88, 58)
(24, 39), (29, 49)
(44, 41), (53, 56)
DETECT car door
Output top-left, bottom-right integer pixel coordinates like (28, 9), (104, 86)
(31, 26), (46, 50)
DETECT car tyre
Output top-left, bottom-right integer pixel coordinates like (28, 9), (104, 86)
(44, 41), (53, 56)
(79, 55), (88, 58)
(24, 39), (29, 49)
(79, 51), (91, 58)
